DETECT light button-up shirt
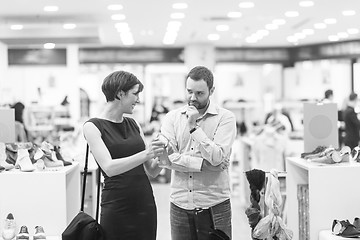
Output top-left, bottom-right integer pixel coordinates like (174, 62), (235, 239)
(160, 101), (237, 210)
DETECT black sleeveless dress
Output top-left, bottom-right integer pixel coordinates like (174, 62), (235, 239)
(86, 117), (157, 240)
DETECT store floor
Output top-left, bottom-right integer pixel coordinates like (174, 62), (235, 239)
(152, 182), (251, 240)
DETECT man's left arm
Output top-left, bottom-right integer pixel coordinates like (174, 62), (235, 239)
(191, 111), (237, 166)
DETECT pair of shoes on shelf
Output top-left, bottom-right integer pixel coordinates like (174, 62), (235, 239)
(332, 219), (360, 237)
(16, 225), (46, 240)
(2, 143), (35, 172)
(32, 141), (64, 171)
(2, 213), (16, 240)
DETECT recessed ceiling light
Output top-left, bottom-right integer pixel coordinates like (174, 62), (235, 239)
(10, 25), (23, 30)
(115, 22), (130, 32)
(302, 29), (314, 35)
(239, 2), (254, 8)
(256, 29), (269, 36)
(273, 19), (286, 25)
(287, 36), (297, 43)
(63, 23), (76, 29)
(43, 6), (59, 12)
(227, 12), (242, 18)
(324, 18), (337, 24)
(347, 28), (359, 34)
(299, 1), (314, 7)
(265, 24), (278, 30)
(208, 34), (220, 41)
(294, 33), (306, 39)
(314, 23), (326, 29)
(44, 43), (55, 49)
(216, 25), (229, 31)
(245, 36), (257, 43)
(107, 4), (123, 11)
(328, 35), (339, 42)
(342, 10), (356, 16)
(170, 13), (185, 19)
(172, 3), (188, 9)
(111, 14), (126, 21)
(285, 11), (299, 17)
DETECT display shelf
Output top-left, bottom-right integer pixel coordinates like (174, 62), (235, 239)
(0, 162), (80, 237)
(319, 230), (350, 240)
(286, 157), (360, 240)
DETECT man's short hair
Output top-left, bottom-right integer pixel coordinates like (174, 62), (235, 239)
(186, 66), (214, 89)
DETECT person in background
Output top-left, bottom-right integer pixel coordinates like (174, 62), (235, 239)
(11, 102), (29, 142)
(83, 70), (166, 240)
(343, 92), (360, 149)
(322, 89), (334, 103)
(159, 66), (236, 239)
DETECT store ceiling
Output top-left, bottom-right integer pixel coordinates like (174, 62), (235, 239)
(0, 0), (359, 48)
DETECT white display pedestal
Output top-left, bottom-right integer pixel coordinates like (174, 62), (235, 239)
(319, 230), (350, 240)
(286, 157), (360, 240)
(0, 162), (80, 237)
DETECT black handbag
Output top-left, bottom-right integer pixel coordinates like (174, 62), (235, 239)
(62, 145), (104, 240)
(209, 207), (230, 240)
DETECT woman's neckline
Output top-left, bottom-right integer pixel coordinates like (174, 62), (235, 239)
(98, 117), (125, 124)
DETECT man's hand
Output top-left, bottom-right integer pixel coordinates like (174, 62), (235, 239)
(201, 159), (229, 172)
(186, 105), (200, 128)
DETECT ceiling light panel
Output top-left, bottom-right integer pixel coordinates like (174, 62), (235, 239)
(172, 3), (188, 9)
(43, 6), (59, 12)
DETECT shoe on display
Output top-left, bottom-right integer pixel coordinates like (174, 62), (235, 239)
(332, 219), (360, 238)
(15, 149), (35, 172)
(16, 225), (29, 240)
(339, 146), (351, 162)
(54, 145), (72, 166)
(2, 213), (16, 240)
(42, 153), (64, 171)
(354, 217), (360, 231)
(34, 159), (46, 171)
(33, 226), (46, 240)
(5, 143), (18, 166)
(351, 146), (360, 162)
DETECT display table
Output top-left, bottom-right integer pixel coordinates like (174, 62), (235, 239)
(319, 230), (350, 240)
(286, 157), (360, 240)
(0, 162), (80, 237)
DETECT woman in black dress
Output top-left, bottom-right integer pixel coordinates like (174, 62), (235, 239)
(83, 71), (165, 240)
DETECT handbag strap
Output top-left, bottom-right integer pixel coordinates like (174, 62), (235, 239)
(81, 144), (101, 222)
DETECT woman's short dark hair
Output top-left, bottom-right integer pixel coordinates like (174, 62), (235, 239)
(102, 71), (144, 102)
(186, 66), (214, 90)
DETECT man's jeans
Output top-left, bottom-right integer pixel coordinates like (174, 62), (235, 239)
(170, 199), (232, 240)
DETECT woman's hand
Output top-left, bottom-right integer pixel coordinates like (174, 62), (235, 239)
(147, 139), (166, 159)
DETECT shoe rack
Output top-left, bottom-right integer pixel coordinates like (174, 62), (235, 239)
(0, 162), (80, 237)
(286, 157), (360, 240)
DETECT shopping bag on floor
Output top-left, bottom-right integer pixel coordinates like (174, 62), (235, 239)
(62, 211), (104, 240)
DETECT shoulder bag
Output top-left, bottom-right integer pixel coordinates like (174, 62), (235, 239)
(62, 144), (104, 240)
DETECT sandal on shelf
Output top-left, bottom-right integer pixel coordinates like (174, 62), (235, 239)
(332, 219), (360, 238)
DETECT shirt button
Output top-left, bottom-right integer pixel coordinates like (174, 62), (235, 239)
(190, 176), (192, 178)
(189, 190), (192, 192)
(191, 147), (194, 150)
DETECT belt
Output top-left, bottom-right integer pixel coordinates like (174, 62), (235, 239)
(186, 207), (210, 215)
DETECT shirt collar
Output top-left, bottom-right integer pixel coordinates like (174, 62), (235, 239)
(180, 101), (218, 116)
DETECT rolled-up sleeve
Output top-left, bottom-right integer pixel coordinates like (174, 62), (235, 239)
(191, 112), (236, 166)
(161, 110), (204, 172)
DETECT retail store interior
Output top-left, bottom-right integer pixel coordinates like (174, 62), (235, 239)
(1, 1), (360, 240)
